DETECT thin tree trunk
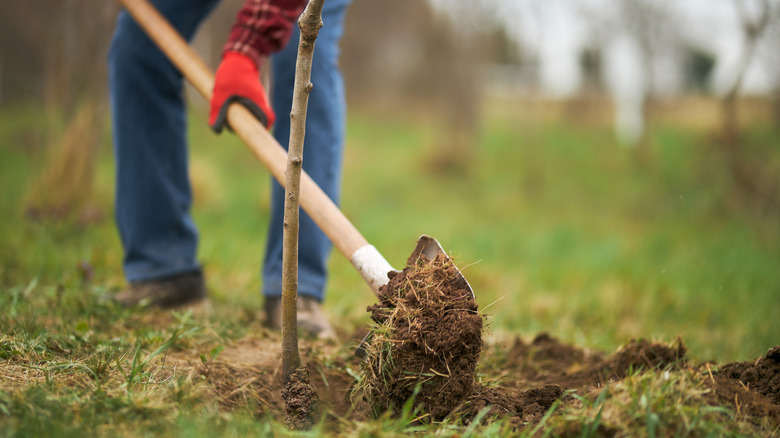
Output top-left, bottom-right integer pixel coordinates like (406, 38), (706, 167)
(720, 0), (770, 198)
(721, 22), (760, 144)
(281, 0), (325, 382)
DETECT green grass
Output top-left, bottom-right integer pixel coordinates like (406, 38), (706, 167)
(544, 369), (775, 437)
(1, 100), (778, 436)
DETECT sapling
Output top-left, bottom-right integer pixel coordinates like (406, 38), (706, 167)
(279, 0), (325, 430)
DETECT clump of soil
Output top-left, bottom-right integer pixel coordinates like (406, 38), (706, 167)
(488, 333), (687, 391)
(451, 334), (688, 426)
(451, 384), (565, 427)
(703, 373), (780, 424)
(603, 337), (688, 380)
(717, 346), (780, 405)
(701, 345), (780, 424)
(493, 333), (605, 390)
(282, 366), (318, 430)
(362, 247), (483, 421)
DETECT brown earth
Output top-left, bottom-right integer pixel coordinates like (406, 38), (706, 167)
(282, 366), (318, 430)
(165, 331), (779, 430)
(362, 247), (483, 421)
(700, 346), (780, 424)
(717, 346), (780, 405)
(160, 249), (778, 430)
(482, 333), (688, 391)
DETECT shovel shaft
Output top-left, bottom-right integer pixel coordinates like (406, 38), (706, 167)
(118, 0), (392, 294)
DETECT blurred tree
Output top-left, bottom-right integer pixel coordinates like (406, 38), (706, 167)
(2, 0), (118, 222)
(340, 0), (501, 172)
(579, 46), (604, 94)
(773, 11), (780, 127)
(682, 47), (716, 94)
(616, 0), (678, 149)
(578, 0), (682, 148)
(341, 1), (438, 108)
(722, 0), (771, 141)
(0, 0), (118, 110)
(486, 24), (523, 65)
(718, 0), (778, 215)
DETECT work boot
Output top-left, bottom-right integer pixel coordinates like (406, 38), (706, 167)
(264, 295), (337, 340)
(114, 270), (206, 309)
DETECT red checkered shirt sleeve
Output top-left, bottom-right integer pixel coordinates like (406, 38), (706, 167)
(223, 0), (307, 66)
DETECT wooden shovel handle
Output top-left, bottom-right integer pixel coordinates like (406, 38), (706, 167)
(118, 0), (369, 259)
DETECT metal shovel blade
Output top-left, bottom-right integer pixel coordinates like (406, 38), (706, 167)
(413, 235), (475, 299)
(355, 235), (474, 358)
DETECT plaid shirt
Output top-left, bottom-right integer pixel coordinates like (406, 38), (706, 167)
(223, 0), (307, 66)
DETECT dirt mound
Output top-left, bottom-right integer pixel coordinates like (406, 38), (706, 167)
(451, 384), (565, 427)
(717, 346), (780, 405)
(362, 248), (483, 421)
(604, 337), (688, 380)
(492, 334), (778, 429)
(488, 333), (686, 392)
(448, 334), (689, 427)
(704, 373), (780, 424)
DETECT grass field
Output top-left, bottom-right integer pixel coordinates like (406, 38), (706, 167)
(1, 100), (778, 436)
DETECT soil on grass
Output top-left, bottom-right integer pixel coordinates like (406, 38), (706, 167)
(449, 334), (688, 425)
(362, 246), (483, 421)
(282, 366), (318, 430)
(162, 332), (780, 431)
(155, 241), (777, 431)
(166, 335), (356, 421)
(716, 346), (780, 405)
(483, 333), (688, 391)
(698, 345), (780, 424)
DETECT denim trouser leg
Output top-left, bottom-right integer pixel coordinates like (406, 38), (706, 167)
(109, 0), (220, 282)
(262, 0), (352, 302)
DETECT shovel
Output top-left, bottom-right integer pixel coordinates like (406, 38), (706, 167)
(117, 0), (473, 308)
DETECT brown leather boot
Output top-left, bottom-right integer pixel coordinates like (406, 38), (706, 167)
(264, 295), (337, 340)
(114, 270), (206, 309)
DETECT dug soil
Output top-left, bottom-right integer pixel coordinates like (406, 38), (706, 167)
(282, 366), (318, 430)
(363, 247), (483, 421)
(166, 331), (780, 430)
(162, 248), (779, 430)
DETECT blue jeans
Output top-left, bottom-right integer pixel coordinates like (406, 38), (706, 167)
(108, 0), (350, 302)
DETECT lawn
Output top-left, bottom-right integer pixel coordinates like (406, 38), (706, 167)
(1, 99), (778, 436)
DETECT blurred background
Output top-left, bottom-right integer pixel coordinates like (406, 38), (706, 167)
(1, 0), (778, 362)
(3, 0), (780, 139)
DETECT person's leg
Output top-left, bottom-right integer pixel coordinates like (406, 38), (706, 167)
(109, 0), (220, 299)
(262, 0), (352, 304)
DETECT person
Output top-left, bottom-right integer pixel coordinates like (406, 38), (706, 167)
(108, 0), (351, 339)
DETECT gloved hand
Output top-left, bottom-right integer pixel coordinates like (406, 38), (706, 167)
(209, 52), (276, 133)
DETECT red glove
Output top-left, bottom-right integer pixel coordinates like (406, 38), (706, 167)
(209, 52), (276, 133)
